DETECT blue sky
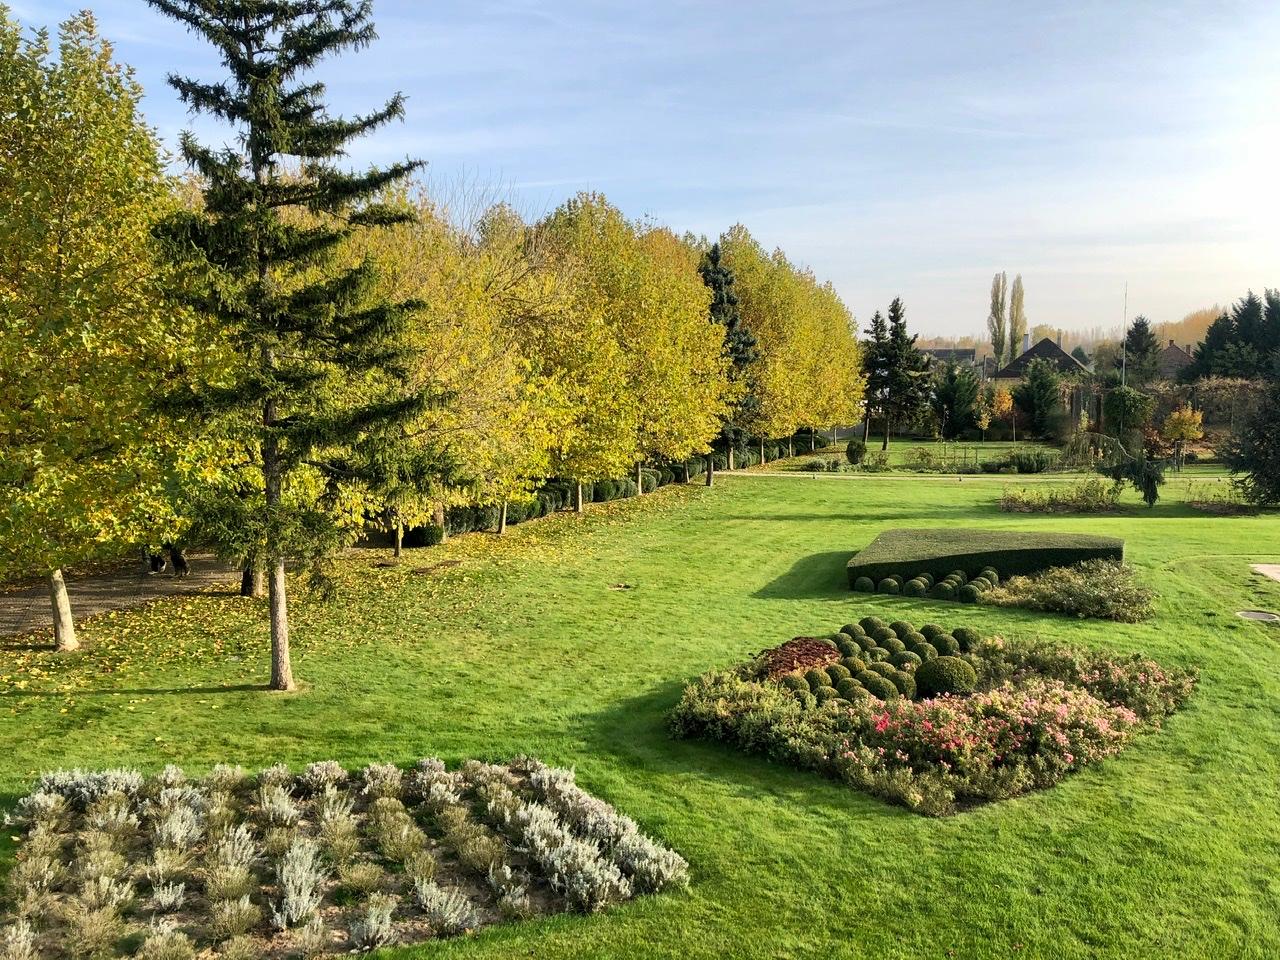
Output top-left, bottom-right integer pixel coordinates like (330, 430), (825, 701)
(13, 0), (1280, 337)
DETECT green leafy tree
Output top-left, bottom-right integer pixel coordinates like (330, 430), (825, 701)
(987, 272), (1007, 368)
(1012, 358), (1062, 438)
(0, 10), (217, 650)
(148, 0), (425, 691)
(1007, 274), (1027, 367)
(931, 363), (981, 439)
(1102, 386), (1154, 444)
(1070, 345), (1090, 367)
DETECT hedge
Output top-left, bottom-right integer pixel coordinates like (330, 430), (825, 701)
(845, 527), (1123, 586)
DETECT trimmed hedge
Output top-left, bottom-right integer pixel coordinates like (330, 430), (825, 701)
(846, 527), (1124, 587)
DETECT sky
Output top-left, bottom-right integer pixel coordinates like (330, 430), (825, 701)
(13, 0), (1280, 338)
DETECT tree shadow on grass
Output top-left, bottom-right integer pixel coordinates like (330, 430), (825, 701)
(577, 680), (905, 821)
(751, 551), (852, 601)
(3, 683), (265, 698)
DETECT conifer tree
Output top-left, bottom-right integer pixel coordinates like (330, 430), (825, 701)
(699, 242), (757, 475)
(881, 298), (930, 449)
(861, 311), (890, 443)
(148, 0), (425, 691)
(1123, 315), (1159, 385)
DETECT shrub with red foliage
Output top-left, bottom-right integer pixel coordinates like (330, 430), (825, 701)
(758, 638), (840, 679)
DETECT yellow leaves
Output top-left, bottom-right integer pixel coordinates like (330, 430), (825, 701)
(1162, 406), (1204, 443)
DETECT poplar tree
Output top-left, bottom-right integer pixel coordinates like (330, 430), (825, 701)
(148, 0), (424, 691)
(1007, 274), (1027, 365)
(987, 272), (1007, 368)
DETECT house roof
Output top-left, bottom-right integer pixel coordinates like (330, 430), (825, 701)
(1157, 340), (1193, 379)
(994, 337), (1088, 379)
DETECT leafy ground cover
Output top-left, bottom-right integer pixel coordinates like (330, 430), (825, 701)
(1, 474), (1279, 957)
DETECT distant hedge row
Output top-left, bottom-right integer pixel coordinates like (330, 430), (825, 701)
(846, 527), (1124, 586)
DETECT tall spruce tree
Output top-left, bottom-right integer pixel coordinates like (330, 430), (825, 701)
(881, 297), (930, 449)
(699, 242), (757, 474)
(861, 310), (890, 443)
(1123, 315), (1159, 384)
(149, 0), (424, 691)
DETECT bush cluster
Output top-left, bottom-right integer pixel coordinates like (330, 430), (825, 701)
(984, 559), (1155, 623)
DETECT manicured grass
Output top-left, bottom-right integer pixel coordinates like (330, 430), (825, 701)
(2, 475), (1280, 958)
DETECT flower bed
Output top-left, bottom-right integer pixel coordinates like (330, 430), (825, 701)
(669, 617), (1194, 816)
(0, 758), (687, 958)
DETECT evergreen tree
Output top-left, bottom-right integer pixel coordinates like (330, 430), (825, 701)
(1232, 290), (1265, 350)
(860, 310), (889, 443)
(1071, 345), (1091, 367)
(1183, 311), (1234, 381)
(148, 0), (425, 691)
(930, 362), (980, 439)
(1123, 315), (1159, 384)
(1221, 355), (1280, 504)
(699, 242), (757, 469)
(881, 297), (930, 449)
(1012, 358), (1063, 438)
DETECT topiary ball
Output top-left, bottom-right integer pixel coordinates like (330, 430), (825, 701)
(837, 638), (859, 657)
(855, 635), (878, 653)
(901, 631), (927, 647)
(840, 623), (867, 639)
(949, 570), (968, 583)
(931, 583), (957, 602)
(891, 650), (922, 671)
(881, 637), (906, 655)
(813, 685), (839, 704)
(840, 656), (867, 674)
(865, 646), (891, 663)
(959, 584), (980, 603)
(869, 661), (897, 678)
(877, 578), (900, 595)
(917, 572), (935, 588)
(890, 669), (916, 699)
(915, 656), (978, 698)
(835, 678), (864, 700)
(920, 623), (945, 640)
(888, 621), (915, 638)
(903, 579), (927, 598)
(825, 663), (852, 684)
(980, 568), (1000, 585)
(909, 641), (939, 661)
(952, 627), (981, 650)
(818, 635), (840, 648)
(861, 674), (899, 701)
(871, 626), (897, 644)
(781, 674), (809, 693)
(859, 616), (885, 632)
(792, 689), (816, 708)
(805, 668), (830, 690)
(932, 633), (962, 656)
(853, 576), (876, 593)
(888, 574), (904, 587)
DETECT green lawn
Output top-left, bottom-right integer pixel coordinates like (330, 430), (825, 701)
(3, 474), (1280, 958)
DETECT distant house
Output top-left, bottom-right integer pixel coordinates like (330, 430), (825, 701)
(921, 347), (977, 367)
(1156, 339), (1193, 380)
(994, 337), (1087, 380)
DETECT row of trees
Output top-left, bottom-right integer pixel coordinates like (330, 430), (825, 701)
(986, 271), (1027, 369)
(0, 6), (864, 687)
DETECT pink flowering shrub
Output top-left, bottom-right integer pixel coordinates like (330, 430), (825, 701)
(670, 636), (1195, 816)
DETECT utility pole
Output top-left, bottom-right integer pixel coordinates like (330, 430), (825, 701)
(1120, 281), (1129, 387)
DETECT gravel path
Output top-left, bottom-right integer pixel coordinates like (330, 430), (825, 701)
(0, 551), (240, 640)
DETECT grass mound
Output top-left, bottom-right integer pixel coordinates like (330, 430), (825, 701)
(846, 527), (1123, 586)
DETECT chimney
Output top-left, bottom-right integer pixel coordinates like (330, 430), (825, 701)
(1022, 332), (1031, 355)
(1168, 339), (1176, 348)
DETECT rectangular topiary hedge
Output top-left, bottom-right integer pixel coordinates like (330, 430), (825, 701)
(846, 527), (1123, 586)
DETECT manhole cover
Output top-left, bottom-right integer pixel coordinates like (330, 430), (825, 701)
(1237, 610), (1280, 622)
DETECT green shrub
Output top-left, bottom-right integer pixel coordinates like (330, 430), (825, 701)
(951, 627), (980, 650)
(781, 675), (808, 693)
(836, 638), (859, 657)
(877, 578), (900, 595)
(980, 458), (1007, 473)
(932, 634), (961, 656)
(845, 438), (867, 465)
(840, 623), (866, 639)
(835, 678), (864, 700)
(888, 621), (915, 637)
(869, 661), (897, 678)
(840, 656), (867, 674)
(819, 635), (840, 649)
(948, 569), (967, 582)
(916, 572), (935, 587)
(959, 584), (980, 603)
(861, 675), (899, 701)
(910, 641), (938, 661)
(804, 669), (829, 691)
(903, 579), (927, 598)
(825, 664), (852, 684)
(931, 583), (957, 601)
(985, 559), (1155, 623)
(881, 638), (906, 655)
(813, 686), (839, 705)
(900, 631), (927, 647)
(870, 627), (897, 645)
(859, 617), (887, 633)
(854, 670), (881, 687)
(847, 527), (1124, 586)
(916, 656), (978, 698)
(855, 635), (878, 653)
(981, 569), (1000, 586)
(920, 623), (945, 640)
(853, 576), (875, 592)
(1010, 449), (1056, 474)
(891, 651), (922, 671)
(890, 670), (916, 699)
(865, 646), (890, 663)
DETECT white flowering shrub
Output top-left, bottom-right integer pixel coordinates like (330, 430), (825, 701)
(348, 892), (398, 949)
(413, 881), (476, 934)
(271, 839), (325, 930)
(300, 760), (347, 794)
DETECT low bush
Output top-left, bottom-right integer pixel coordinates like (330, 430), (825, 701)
(1000, 478), (1124, 513)
(845, 438), (867, 464)
(853, 576), (875, 592)
(985, 559), (1155, 622)
(915, 656), (978, 698)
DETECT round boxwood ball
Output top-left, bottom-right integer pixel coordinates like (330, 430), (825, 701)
(888, 574), (904, 586)
(805, 668), (830, 690)
(869, 661), (897, 678)
(813, 685), (839, 704)
(818, 635), (840, 649)
(871, 626), (897, 644)
(903, 579), (927, 598)
(781, 674), (808, 693)
(865, 646), (891, 663)
(861, 674), (899, 701)
(853, 576), (875, 593)
(856, 635), (878, 653)
(881, 637), (906, 655)
(825, 663), (852, 684)
(877, 578), (900, 595)
(917, 572), (934, 587)
(840, 656), (867, 674)
(959, 584), (981, 603)
(891, 650), (922, 671)
(835, 678), (864, 700)
(948, 569), (968, 583)
(859, 616), (887, 633)
(920, 623), (945, 640)
(890, 669), (916, 700)
(837, 638), (859, 657)
(915, 656), (978, 698)
(952, 627), (981, 650)
(909, 641), (939, 661)
(931, 583), (957, 601)
(829, 698), (852, 710)
(980, 568), (1000, 585)
(888, 621), (915, 638)
(840, 623), (866, 639)
(932, 633), (961, 656)
(792, 689), (816, 708)
(855, 670), (881, 686)
(901, 631), (927, 647)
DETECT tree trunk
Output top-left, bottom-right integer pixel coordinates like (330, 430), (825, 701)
(268, 559), (294, 691)
(760, 438), (766, 464)
(705, 454), (714, 487)
(788, 438), (794, 457)
(636, 461), (645, 494)
(48, 568), (78, 652)
(883, 416), (891, 451)
(727, 447), (735, 471)
(240, 565), (265, 597)
(573, 482), (584, 513)
(810, 433), (816, 452)
(498, 500), (508, 534)
(681, 461), (689, 483)
(393, 522), (403, 557)
(433, 502), (448, 541)
(863, 416), (870, 443)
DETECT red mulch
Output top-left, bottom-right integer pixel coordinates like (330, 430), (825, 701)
(759, 637), (840, 679)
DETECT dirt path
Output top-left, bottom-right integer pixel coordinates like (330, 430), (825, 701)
(0, 551), (240, 640)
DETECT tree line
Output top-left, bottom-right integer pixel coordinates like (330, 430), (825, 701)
(0, 6), (864, 687)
